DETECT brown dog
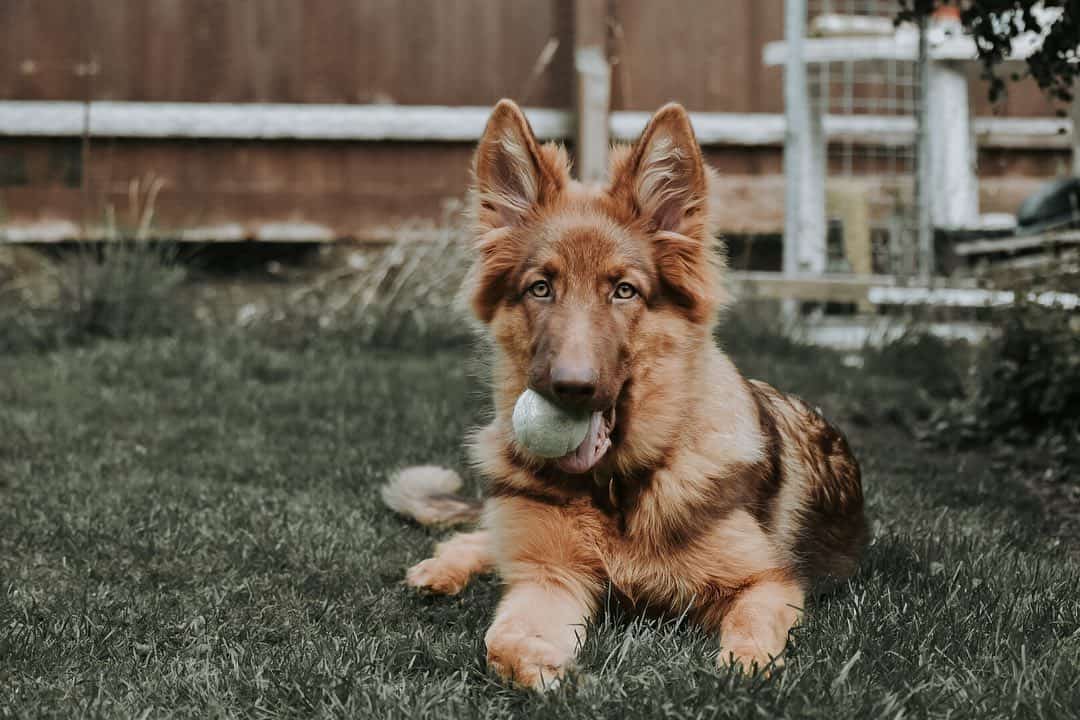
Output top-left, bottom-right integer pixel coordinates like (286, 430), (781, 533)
(382, 99), (867, 689)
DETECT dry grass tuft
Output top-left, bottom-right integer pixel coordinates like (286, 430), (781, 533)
(286, 202), (474, 347)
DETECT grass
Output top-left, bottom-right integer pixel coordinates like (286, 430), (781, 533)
(1, 323), (1079, 719)
(0, 179), (192, 356)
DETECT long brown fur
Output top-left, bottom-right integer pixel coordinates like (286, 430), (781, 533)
(385, 99), (867, 690)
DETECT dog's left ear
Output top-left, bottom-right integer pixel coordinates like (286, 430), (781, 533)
(611, 104), (719, 323)
(612, 102), (708, 236)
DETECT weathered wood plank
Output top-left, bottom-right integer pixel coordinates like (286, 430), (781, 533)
(727, 270), (1078, 309)
(953, 230), (1080, 256)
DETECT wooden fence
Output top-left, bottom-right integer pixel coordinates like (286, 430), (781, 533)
(0, 0), (1071, 243)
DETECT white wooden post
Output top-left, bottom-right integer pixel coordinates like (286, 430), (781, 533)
(574, 0), (610, 185)
(784, 0), (827, 276)
(927, 60), (979, 229)
(1072, 79), (1080, 177)
(915, 14), (933, 281)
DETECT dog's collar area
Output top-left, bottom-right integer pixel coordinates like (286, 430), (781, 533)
(591, 472), (620, 511)
(589, 470), (633, 532)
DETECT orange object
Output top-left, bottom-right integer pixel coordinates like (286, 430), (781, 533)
(933, 5), (962, 23)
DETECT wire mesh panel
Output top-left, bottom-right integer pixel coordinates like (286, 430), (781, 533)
(806, 0), (921, 277)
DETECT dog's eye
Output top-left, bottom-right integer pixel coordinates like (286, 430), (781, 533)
(614, 282), (638, 300)
(528, 280), (552, 299)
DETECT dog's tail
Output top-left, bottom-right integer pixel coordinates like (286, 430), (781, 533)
(380, 465), (484, 527)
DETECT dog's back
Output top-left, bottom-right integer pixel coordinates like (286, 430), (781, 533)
(747, 380), (867, 585)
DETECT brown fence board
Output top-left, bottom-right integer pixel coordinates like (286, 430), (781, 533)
(610, 0), (785, 113)
(5, 0), (87, 101)
(1, 138), (475, 236)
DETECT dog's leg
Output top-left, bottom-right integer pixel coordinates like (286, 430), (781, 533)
(717, 576), (804, 674)
(480, 496), (603, 689)
(406, 530), (493, 595)
(484, 575), (597, 690)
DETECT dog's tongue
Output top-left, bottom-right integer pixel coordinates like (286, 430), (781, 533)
(556, 411), (611, 475)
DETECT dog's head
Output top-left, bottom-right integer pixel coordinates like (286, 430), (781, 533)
(467, 99), (725, 474)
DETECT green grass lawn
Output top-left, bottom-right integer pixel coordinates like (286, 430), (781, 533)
(2, 328), (1078, 719)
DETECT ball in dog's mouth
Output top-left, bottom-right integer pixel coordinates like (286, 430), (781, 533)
(511, 389), (615, 474)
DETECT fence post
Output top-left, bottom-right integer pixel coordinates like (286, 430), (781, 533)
(573, 0), (610, 184)
(1072, 78), (1080, 178)
(783, 0), (826, 281)
(913, 11), (932, 282)
(926, 60), (978, 234)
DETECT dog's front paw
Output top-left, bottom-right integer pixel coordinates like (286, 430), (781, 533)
(405, 558), (467, 595)
(485, 620), (572, 690)
(717, 640), (784, 676)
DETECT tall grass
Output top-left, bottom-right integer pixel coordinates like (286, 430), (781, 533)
(287, 201), (474, 349)
(0, 177), (187, 353)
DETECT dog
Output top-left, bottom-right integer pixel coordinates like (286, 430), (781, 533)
(382, 99), (867, 689)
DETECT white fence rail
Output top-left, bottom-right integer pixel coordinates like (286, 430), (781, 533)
(0, 101), (1071, 149)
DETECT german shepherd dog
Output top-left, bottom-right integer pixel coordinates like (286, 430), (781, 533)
(382, 99), (867, 689)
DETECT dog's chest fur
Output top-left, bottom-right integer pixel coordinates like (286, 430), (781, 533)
(581, 473), (782, 613)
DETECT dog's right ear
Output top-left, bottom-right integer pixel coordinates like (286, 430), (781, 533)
(472, 99), (566, 231)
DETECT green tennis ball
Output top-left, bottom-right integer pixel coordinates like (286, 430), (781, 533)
(512, 388), (591, 458)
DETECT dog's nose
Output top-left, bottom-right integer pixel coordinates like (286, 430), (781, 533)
(550, 365), (598, 403)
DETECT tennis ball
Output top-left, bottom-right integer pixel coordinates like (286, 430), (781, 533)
(512, 388), (591, 458)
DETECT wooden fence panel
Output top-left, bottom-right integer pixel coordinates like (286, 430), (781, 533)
(2, 0), (1059, 114)
(3, 0), (574, 107)
(0, 137), (476, 238)
(610, 0), (785, 113)
(0, 0), (1071, 241)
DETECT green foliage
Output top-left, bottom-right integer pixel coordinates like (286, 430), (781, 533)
(861, 328), (968, 403)
(62, 240), (188, 339)
(0, 240), (188, 354)
(975, 302), (1079, 435)
(934, 302), (1080, 464)
(717, 300), (823, 365)
(898, 1), (1080, 105)
(1, 179), (191, 354)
